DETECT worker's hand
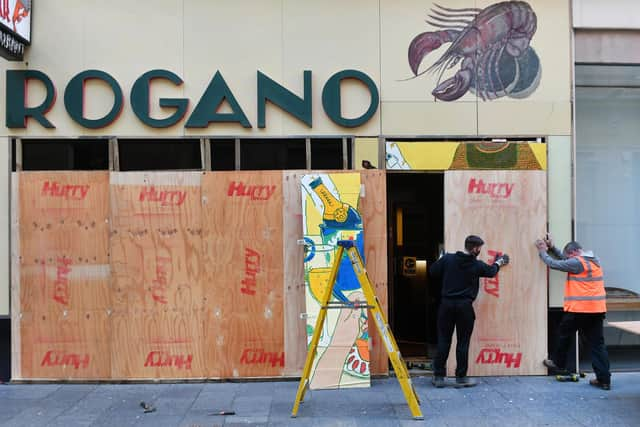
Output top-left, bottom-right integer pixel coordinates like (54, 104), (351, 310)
(544, 233), (553, 248)
(535, 239), (547, 251)
(495, 254), (510, 266)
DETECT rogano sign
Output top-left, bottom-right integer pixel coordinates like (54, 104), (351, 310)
(5, 69), (379, 129)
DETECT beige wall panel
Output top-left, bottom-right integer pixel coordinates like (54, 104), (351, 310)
(282, 0), (381, 136)
(445, 170), (547, 376)
(380, 0), (478, 104)
(183, 0), (284, 136)
(478, 102), (572, 136)
(381, 101), (477, 136)
(573, 0), (640, 29)
(547, 136), (572, 307)
(355, 138), (379, 170)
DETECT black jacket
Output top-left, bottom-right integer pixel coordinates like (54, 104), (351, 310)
(429, 251), (500, 301)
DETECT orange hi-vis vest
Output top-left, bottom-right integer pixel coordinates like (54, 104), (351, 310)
(564, 256), (606, 313)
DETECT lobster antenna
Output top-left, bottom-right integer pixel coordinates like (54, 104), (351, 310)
(433, 3), (481, 13)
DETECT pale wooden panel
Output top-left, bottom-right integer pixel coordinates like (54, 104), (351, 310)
(360, 170), (389, 376)
(201, 172), (284, 378)
(109, 172), (203, 312)
(19, 172), (111, 313)
(11, 173), (21, 379)
(110, 309), (206, 379)
(109, 172), (205, 379)
(20, 310), (111, 379)
(282, 171), (306, 376)
(445, 170), (547, 376)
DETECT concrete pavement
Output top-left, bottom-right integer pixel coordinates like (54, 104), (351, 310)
(0, 373), (638, 426)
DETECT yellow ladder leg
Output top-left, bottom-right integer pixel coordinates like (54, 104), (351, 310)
(291, 245), (344, 417)
(344, 244), (424, 420)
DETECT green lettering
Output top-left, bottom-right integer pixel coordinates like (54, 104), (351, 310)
(322, 70), (379, 128)
(257, 70), (311, 128)
(186, 71), (251, 128)
(131, 69), (188, 128)
(64, 70), (123, 129)
(6, 70), (56, 128)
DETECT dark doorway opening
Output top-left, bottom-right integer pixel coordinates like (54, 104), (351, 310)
(387, 172), (444, 367)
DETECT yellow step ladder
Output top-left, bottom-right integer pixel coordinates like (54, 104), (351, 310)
(291, 240), (423, 420)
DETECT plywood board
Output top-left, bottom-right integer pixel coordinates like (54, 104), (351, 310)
(20, 310), (111, 379)
(201, 172), (284, 378)
(444, 170), (547, 376)
(19, 172), (111, 312)
(110, 309), (206, 379)
(109, 172), (205, 378)
(10, 173), (21, 379)
(282, 171), (306, 376)
(360, 170), (389, 376)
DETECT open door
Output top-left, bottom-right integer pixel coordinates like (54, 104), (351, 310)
(444, 170), (547, 376)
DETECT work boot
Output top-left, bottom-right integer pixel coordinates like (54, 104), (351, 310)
(454, 377), (477, 388)
(543, 359), (558, 370)
(589, 378), (611, 391)
(431, 376), (446, 388)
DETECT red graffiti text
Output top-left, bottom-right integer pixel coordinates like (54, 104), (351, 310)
(476, 348), (522, 368)
(240, 348), (284, 367)
(139, 187), (186, 206)
(53, 256), (72, 305)
(468, 178), (514, 199)
(151, 256), (171, 304)
(41, 181), (89, 200)
(240, 248), (261, 296)
(483, 250), (502, 298)
(227, 181), (276, 200)
(144, 351), (193, 369)
(40, 350), (90, 369)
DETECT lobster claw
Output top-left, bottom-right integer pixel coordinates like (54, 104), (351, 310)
(432, 68), (472, 101)
(408, 30), (458, 75)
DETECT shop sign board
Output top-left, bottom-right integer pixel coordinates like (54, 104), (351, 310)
(5, 68), (379, 130)
(0, 0), (31, 61)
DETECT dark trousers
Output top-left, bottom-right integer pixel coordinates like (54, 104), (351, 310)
(433, 298), (475, 378)
(552, 312), (611, 384)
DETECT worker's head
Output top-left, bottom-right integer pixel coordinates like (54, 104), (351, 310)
(465, 235), (484, 257)
(562, 241), (582, 258)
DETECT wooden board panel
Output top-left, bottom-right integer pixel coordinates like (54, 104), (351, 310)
(282, 171), (306, 376)
(19, 172), (110, 312)
(17, 172), (111, 380)
(110, 309), (206, 379)
(360, 170), (389, 376)
(11, 173), (21, 379)
(444, 170), (547, 376)
(201, 172), (284, 378)
(109, 172), (205, 378)
(20, 310), (111, 379)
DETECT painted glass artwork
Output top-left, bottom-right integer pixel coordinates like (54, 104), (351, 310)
(301, 173), (370, 389)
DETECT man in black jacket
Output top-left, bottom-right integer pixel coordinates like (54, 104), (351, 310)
(429, 235), (510, 388)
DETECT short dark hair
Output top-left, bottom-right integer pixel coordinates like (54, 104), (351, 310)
(465, 235), (484, 251)
(563, 241), (582, 255)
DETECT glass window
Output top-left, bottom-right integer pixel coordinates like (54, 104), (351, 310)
(311, 138), (344, 169)
(210, 139), (236, 171)
(575, 65), (640, 297)
(118, 139), (202, 171)
(20, 139), (109, 170)
(240, 139), (305, 170)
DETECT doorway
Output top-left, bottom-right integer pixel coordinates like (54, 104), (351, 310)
(387, 172), (444, 364)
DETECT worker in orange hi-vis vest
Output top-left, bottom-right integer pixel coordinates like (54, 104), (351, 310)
(535, 234), (611, 391)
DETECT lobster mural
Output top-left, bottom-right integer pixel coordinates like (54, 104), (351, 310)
(408, 1), (541, 101)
